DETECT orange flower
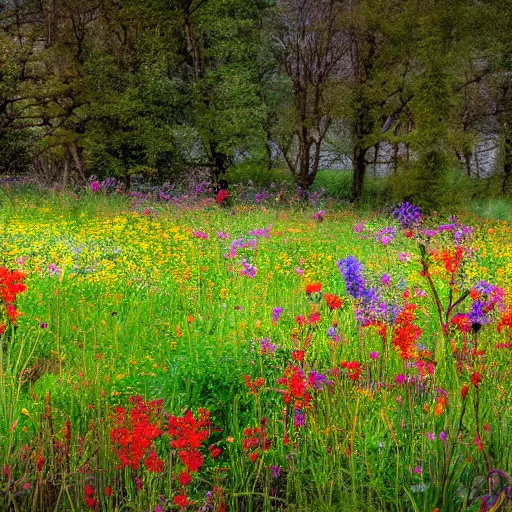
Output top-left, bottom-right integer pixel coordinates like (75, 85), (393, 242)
(324, 293), (343, 310)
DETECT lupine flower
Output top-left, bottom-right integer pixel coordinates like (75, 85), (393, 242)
(294, 410), (306, 428)
(337, 256), (366, 299)
(392, 202), (422, 229)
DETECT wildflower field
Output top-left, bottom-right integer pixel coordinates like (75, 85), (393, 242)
(1, 189), (512, 512)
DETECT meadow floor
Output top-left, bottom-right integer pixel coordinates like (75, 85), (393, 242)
(1, 190), (512, 511)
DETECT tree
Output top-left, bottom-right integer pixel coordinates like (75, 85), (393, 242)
(270, 0), (347, 190)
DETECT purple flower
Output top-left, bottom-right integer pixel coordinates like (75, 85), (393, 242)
(272, 307), (283, 324)
(192, 231), (209, 240)
(247, 225), (272, 238)
(375, 227), (396, 246)
(217, 231), (231, 239)
(439, 431), (447, 442)
(398, 252), (412, 263)
(47, 264), (62, 277)
(101, 176), (118, 191)
(312, 210), (326, 222)
(259, 337), (276, 354)
(39, 322), (48, 329)
(337, 256), (366, 299)
(414, 466), (423, 475)
(427, 432), (435, 441)
(392, 202), (422, 229)
(240, 259), (257, 279)
(353, 222), (367, 233)
(327, 326), (337, 338)
(308, 370), (331, 390)
(396, 374), (406, 385)
(295, 267), (304, 276)
(381, 274), (391, 286)
(270, 465), (281, 478)
(369, 351), (380, 361)
(294, 410), (306, 429)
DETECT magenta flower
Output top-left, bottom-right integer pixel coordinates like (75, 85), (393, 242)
(90, 181), (101, 192)
(369, 351), (380, 361)
(396, 374), (406, 385)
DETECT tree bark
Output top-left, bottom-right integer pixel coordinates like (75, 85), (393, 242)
(351, 141), (366, 202)
(502, 135), (512, 194)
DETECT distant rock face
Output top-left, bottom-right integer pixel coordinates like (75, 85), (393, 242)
(316, 135), (501, 177)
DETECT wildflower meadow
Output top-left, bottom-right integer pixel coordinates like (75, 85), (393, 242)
(1, 188), (512, 512)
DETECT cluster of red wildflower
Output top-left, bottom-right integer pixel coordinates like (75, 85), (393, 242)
(85, 485), (99, 510)
(296, 311), (321, 326)
(497, 306), (512, 334)
(242, 418), (271, 462)
(339, 361), (362, 381)
(0, 267), (27, 335)
(168, 408), (211, 503)
(392, 304), (422, 359)
(437, 247), (464, 276)
(323, 293), (343, 310)
(277, 365), (312, 407)
(305, 283), (322, 294)
(110, 396), (165, 472)
(245, 375), (264, 395)
(216, 189), (229, 205)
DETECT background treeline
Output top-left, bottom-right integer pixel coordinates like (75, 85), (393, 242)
(1, 0), (512, 205)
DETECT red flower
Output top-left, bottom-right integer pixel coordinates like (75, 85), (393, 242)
(105, 486), (113, 497)
(209, 445), (222, 459)
(167, 410), (211, 474)
(85, 486), (99, 510)
(291, 350), (304, 362)
(144, 449), (165, 473)
(461, 384), (469, 400)
(474, 433), (484, 451)
(178, 471), (192, 486)
(324, 293), (343, 310)
(216, 189), (229, 205)
(174, 494), (189, 508)
(305, 283), (322, 294)
(249, 452), (258, 463)
(392, 304), (422, 359)
(110, 397), (164, 471)
(36, 455), (45, 473)
(341, 361), (362, 381)
(471, 372), (482, 388)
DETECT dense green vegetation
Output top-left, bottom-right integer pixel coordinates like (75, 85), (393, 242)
(1, 0), (512, 202)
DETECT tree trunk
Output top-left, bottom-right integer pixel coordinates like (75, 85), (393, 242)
(62, 147), (69, 188)
(351, 142), (366, 202)
(502, 135), (512, 194)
